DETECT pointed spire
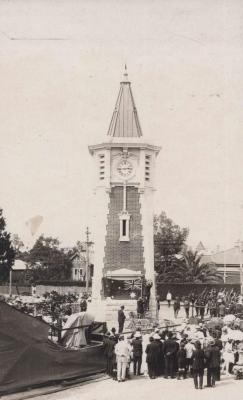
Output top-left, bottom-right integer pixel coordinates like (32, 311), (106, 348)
(107, 67), (142, 138)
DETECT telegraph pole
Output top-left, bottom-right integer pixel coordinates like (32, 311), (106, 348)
(9, 267), (12, 296)
(85, 227), (91, 291)
(240, 240), (243, 295)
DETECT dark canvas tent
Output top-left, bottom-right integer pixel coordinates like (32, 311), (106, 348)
(0, 301), (106, 394)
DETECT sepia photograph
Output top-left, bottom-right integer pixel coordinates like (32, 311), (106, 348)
(0, 1), (243, 399)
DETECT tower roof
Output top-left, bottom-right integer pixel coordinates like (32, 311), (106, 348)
(107, 68), (142, 138)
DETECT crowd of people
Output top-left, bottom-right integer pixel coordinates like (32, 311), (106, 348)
(3, 287), (243, 390)
(107, 288), (243, 388)
(103, 322), (243, 388)
(132, 288), (243, 322)
(166, 289), (243, 320)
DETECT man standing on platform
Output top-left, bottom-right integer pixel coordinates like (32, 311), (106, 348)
(118, 305), (126, 333)
(137, 297), (145, 319)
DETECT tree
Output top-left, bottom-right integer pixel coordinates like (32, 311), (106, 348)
(26, 235), (72, 282)
(154, 212), (189, 278)
(159, 249), (223, 283)
(11, 234), (25, 257)
(0, 209), (15, 282)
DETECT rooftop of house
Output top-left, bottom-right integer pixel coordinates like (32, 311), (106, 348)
(201, 245), (242, 265)
(12, 259), (27, 271)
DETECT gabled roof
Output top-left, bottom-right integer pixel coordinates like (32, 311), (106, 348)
(201, 246), (241, 265)
(107, 70), (142, 138)
(196, 241), (206, 252)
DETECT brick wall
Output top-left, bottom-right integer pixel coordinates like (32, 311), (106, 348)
(0, 284), (90, 297)
(104, 186), (144, 274)
(0, 285), (31, 295)
(35, 285), (91, 296)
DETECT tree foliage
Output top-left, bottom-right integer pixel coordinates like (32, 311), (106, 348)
(159, 249), (223, 283)
(0, 209), (15, 282)
(154, 212), (189, 277)
(26, 235), (72, 282)
(11, 234), (25, 257)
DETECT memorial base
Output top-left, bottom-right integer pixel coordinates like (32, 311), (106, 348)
(87, 298), (157, 327)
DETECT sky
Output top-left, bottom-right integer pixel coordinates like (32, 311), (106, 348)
(0, 0), (243, 251)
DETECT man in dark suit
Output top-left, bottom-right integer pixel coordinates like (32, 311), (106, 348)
(205, 339), (221, 387)
(164, 332), (179, 378)
(132, 332), (143, 375)
(153, 333), (164, 376)
(118, 305), (126, 333)
(103, 331), (110, 374)
(214, 333), (223, 381)
(145, 337), (160, 379)
(137, 297), (145, 319)
(105, 332), (116, 377)
(191, 341), (205, 389)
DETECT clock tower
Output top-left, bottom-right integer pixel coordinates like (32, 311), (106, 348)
(89, 70), (161, 319)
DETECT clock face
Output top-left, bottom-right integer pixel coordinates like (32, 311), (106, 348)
(117, 160), (133, 178)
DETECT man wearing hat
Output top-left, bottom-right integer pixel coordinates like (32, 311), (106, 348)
(106, 332), (117, 378)
(185, 338), (195, 377)
(137, 297), (145, 319)
(132, 331), (143, 375)
(115, 335), (131, 382)
(145, 336), (160, 379)
(103, 331), (110, 371)
(153, 333), (164, 376)
(177, 342), (187, 379)
(214, 331), (223, 381)
(205, 339), (221, 387)
(80, 296), (87, 312)
(164, 332), (179, 379)
(118, 305), (126, 333)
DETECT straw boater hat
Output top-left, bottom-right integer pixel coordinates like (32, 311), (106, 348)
(134, 332), (142, 338)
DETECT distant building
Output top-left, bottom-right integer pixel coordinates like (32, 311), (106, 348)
(70, 243), (94, 282)
(201, 245), (242, 283)
(12, 259), (28, 284)
(71, 252), (86, 281)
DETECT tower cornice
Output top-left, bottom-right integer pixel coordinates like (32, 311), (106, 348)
(88, 142), (161, 156)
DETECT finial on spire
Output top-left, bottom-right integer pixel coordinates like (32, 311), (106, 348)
(123, 64), (128, 82)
